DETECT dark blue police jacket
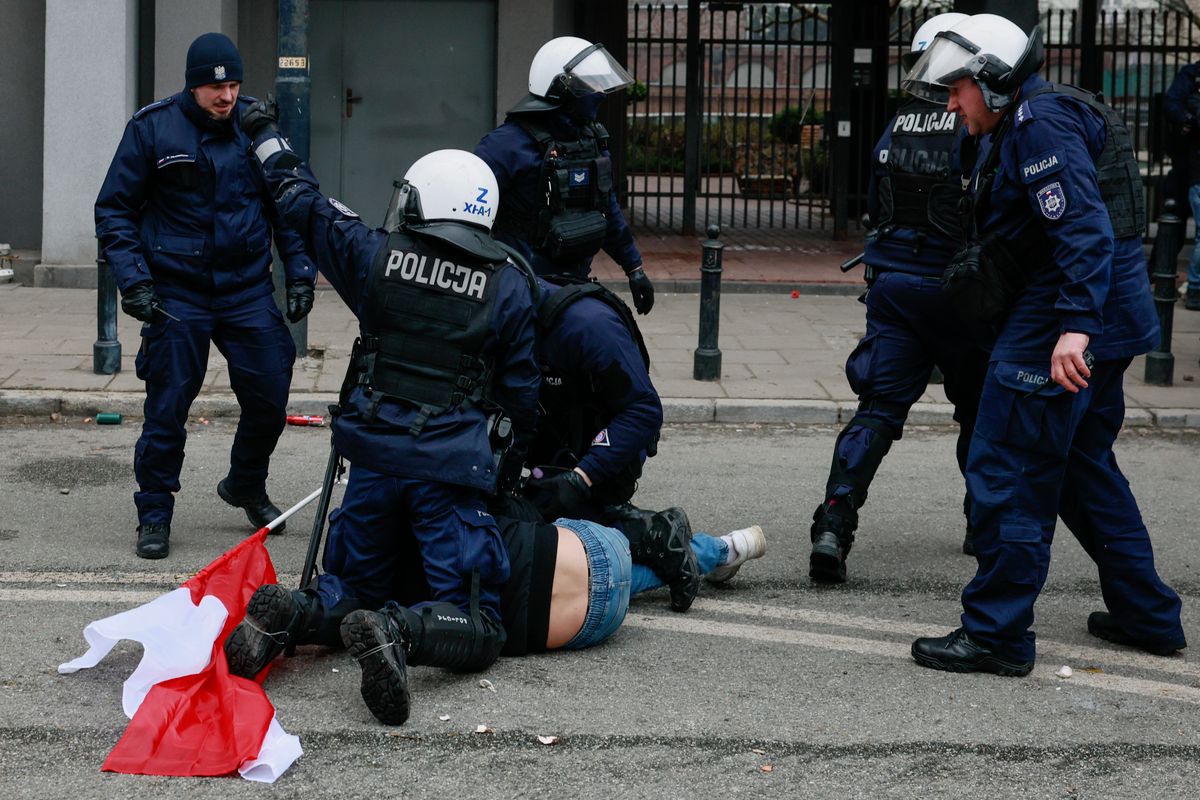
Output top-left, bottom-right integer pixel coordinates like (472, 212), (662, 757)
(976, 74), (1157, 362)
(864, 104), (967, 276)
(534, 277), (662, 484)
(1164, 62), (1200, 128)
(475, 110), (642, 276)
(261, 163), (540, 492)
(95, 92), (313, 307)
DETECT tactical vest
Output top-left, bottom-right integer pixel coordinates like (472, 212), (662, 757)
(877, 98), (965, 241)
(496, 118), (614, 260)
(532, 279), (654, 502)
(351, 230), (503, 431)
(1024, 83), (1147, 239)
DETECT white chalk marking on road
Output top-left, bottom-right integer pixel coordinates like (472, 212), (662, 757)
(0, 588), (162, 604)
(690, 598), (1200, 681)
(624, 614), (1200, 706)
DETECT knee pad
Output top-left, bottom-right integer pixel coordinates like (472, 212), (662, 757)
(826, 412), (899, 508)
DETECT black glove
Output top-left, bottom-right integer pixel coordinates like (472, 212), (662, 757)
(627, 266), (654, 315)
(286, 280), (315, 323)
(495, 443), (527, 497)
(527, 468), (592, 520)
(120, 281), (164, 323)
(240, 96), (280, 141)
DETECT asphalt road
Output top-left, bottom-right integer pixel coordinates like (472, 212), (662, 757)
(1, 420), (1197, 799)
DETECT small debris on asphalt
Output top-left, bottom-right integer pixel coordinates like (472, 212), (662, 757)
(479, 679), (496, 693)
(475, 725), (494, 735)
(59, 488), (69, 495)
(1056, 665), (1073, 679)
(438, 714), (451, 722)
(790, 290), (800, 299)
(760, 765), (773, 773)
(537, 735), (558, 745)
(751, 748), (766, 755)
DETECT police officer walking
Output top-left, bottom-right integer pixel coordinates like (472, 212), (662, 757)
(902, 14), (1186, 675)
(95, 33), (315, 559)
(807, 13), (989, 584)
(1164, 59), (1200, 310)
(474, 37), (655, 315)
(228, 100), (541, 725)
(523, 275), (699, 611)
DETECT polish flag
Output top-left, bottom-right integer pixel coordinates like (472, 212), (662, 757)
(58, 528), (302, 782)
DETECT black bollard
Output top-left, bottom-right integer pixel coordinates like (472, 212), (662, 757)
(93, 241), (121, 375)
(1145, 199), (1184, 386)
(693, 224), (723, 381)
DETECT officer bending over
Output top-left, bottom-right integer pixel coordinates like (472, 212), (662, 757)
(521, 275), (700, 612)
(808, 13), (988, 584)
(475, 37), (655, 314)
(903, 14), (1186, 676)
(95, 33), (315, 559)
(236, 101), (541, 724)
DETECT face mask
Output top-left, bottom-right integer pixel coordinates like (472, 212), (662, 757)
(568, 92), (605, 120)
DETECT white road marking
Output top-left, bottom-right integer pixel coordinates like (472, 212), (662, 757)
(624, 614), (1200, 706)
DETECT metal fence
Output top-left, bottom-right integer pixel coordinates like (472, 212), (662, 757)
(624, 2), (1200, 236)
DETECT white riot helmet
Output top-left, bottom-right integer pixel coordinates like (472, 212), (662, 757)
(392, 150), (506, 260)
(511, 36), (634, 112)
(902, 13), (1044, 111)
(901, 12), (968, 71)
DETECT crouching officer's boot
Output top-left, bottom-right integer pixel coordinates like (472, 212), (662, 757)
(809, 497), (857, 584)
(341, 598), (506, 726)
(613, 505), (700, 612)
(225, 584), (358, 678)
(217, 477), (285, 533)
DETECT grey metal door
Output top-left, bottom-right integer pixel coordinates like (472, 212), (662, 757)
(310, 0), (497, 225)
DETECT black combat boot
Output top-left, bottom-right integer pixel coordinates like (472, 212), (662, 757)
(341, 600), (506, 726)
(217, 477), (285, 533)
(135, 522), (171, 559)
(1087, 612), (1187, 656)
(809, 498), (857, 584)
(225, 584), (325, 678)
(619, 506), (700, 612)
(911, 627), (1034, 676)
(1185, 288), (1200, 311)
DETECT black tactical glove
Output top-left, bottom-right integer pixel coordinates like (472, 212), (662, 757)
(120, 281), (165, 323)
(527, 468), (592, 520)
(240, 96), (280, 141)
(286, 280), (315, 323)
(626, 266), (654, 315)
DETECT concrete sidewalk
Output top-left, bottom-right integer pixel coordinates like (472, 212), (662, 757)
(3, 280), (1200, 428)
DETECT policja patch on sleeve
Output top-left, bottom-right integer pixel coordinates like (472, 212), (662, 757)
(1036, 182), (1067, 220)
(328, 197), (359, 218)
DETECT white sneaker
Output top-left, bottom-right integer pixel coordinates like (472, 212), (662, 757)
(705, 525), (766, 585)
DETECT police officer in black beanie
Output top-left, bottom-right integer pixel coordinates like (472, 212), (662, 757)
(96, 32), (315, 559)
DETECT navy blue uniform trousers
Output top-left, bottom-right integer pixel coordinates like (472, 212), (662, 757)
(133, 292), (294, 524)
(830, 271), (985, 506)
(962, 358), (1184, 661)
(318, 464), (511, 619)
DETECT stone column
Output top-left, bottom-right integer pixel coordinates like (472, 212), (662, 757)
(39, 0), (137, 287)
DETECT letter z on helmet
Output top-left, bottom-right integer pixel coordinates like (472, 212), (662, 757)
(901, 13), (1044, 111)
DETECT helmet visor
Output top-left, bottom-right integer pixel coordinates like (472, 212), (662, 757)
(900, 32), (982, 105)
(561, 44), (634, 96)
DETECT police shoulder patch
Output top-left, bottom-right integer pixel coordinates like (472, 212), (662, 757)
(328, 197), (359, 218)
(1014, 100), (1034, 127)
(591, 428), (611, 447)
(133, 96), (174, 120)
(1019, 148), (1065, 184)
(1035, 181), (1067, 220)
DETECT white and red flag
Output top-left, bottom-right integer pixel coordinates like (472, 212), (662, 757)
(59, 527), (302, 782)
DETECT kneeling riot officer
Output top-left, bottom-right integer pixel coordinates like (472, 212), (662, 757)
(475, 37), (655, 315)
(902, 14), (1185, 676)
(228, 101), (541, 724)
(521, 275), (700, 612)
(808, 13), (989, 584)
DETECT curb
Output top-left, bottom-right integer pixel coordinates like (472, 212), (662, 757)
(2, 390), (1195, 429)
(598, 278), (863, 296)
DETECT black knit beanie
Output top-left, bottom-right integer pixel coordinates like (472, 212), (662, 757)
(185, 32), (243, 89)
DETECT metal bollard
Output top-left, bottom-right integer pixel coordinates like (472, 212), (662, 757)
(1144, 199), (1184, 386)
(93, 242), (121, 375)
(693, 224), (723, 381)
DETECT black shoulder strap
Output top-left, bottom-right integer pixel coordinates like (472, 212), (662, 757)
(515, 118), (556, 152)
(538, 279), (651, 371)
